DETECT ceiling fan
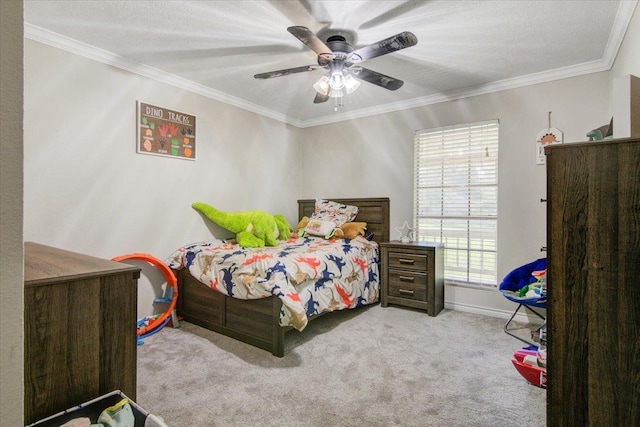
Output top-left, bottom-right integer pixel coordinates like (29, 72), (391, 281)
(254, 26), (417, 108)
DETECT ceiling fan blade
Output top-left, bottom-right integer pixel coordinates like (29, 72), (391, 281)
(348, 32), (417, 63)
(254, 65), (322, 79)
(314, 92), (330, 104)
(287, 26), (335, 62)
(351, 67), (404, 91)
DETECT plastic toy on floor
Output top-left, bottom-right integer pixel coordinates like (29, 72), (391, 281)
(511, 346), (547, 388)
(111, 253), (180, 346)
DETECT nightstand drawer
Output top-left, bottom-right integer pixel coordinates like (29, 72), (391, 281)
(388, 252), (427, 271)
(388, 268), (427, 287)
(388, 271), (427, 301)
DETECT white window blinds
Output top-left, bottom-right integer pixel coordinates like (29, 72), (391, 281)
(414, 120), (499, 287)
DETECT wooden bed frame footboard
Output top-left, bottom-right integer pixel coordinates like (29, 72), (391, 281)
(175, 268), (288, 356)
(175, 197), (390, 357)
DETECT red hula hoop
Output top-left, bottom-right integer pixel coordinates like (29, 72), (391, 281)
(112, 252), (178, 336)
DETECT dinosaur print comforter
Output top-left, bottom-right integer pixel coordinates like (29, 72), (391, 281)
(166, 236), (380, 331)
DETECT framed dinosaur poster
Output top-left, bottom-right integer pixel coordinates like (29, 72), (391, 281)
(137, 101), (196, 160)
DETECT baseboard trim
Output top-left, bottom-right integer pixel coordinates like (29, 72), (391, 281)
(444, 301), (545, 323)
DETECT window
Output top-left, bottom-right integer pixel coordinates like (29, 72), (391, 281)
(413, 120), (498, 288)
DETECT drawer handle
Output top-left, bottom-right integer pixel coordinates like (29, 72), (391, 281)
(399, 275), (415, 282)
(399, 289), (415, 296)
(398, 258), (415, 265)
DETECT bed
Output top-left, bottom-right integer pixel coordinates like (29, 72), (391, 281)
(169, 197), (390, 356)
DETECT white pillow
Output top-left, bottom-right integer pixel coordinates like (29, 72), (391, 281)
(311, 199), (359, 227)
(302, 219), (338, 239)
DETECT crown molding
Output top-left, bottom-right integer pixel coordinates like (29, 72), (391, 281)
(25, 0), (636, 130)
(297, 58), (611, 128)
(293, 0), (639, 128)
(602, 0), (638, 68)
(24, 24), (305, 128)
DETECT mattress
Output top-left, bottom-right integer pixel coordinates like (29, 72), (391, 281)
(166, 235), (380, 330)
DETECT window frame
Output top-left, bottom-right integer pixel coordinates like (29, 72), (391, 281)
(413, 119), (499, 288)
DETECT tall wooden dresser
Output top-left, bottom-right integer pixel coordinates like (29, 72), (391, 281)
(24, 242), (140, 425)
(545, 138), (640, 426)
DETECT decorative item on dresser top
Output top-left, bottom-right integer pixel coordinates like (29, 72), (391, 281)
(380, 241), (444, 316)
(23, 243), (141, 425)
(545, 137), (640, 426)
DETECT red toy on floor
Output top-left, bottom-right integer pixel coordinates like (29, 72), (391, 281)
(511, 347), (547, 388)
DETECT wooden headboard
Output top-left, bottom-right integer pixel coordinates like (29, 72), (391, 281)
(297, 197), (390, 244)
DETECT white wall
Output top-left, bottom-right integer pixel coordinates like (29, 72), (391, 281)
(297, 72), (611, 315)
(4, 4), (637, 423)
(24, 40), (303, 257)
(24, 39), (302, 317)
(0, 1), (24, 425)
(295, 1), (640, 317)
(22, 4), (640, 323)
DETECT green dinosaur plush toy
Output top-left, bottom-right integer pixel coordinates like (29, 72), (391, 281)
(192, 202), (291, 248)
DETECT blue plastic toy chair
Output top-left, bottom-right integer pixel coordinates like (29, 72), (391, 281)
(499, 258), (547, 346)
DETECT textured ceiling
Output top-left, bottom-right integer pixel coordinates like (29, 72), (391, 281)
(24, 0), (637, 127)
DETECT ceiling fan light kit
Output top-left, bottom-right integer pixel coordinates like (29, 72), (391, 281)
(254, 26), (417, 111)
(329, 62), (346, 90)
(313, 71), (359, 99)
(343, 74), (360, 94)
(313, 75), (330, 96)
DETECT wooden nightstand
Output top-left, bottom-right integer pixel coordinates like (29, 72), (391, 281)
(380, 241), (444, 316)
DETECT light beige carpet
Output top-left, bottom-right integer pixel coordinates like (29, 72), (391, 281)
(136, 305), (546, 426)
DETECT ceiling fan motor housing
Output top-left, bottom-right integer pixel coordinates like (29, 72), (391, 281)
(255, 26), (417, 104)
(318, 35), (353, 66)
